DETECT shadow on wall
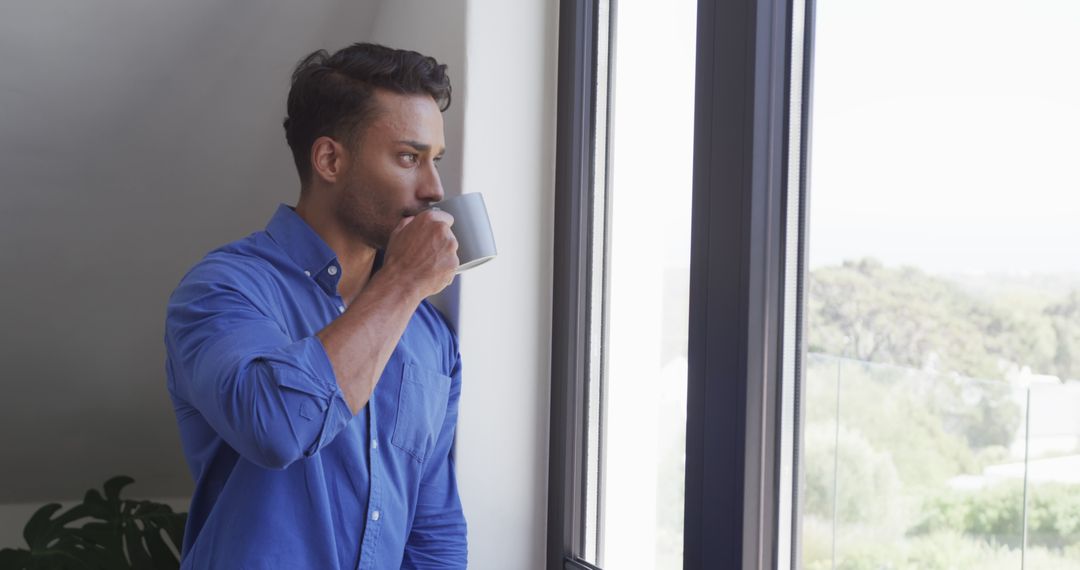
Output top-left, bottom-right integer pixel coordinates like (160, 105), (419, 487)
(0, 0), (381, 505)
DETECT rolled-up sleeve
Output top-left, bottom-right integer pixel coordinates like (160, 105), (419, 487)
(165, 259), (354, 470)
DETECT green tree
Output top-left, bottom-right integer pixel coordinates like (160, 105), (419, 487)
(807, 259), (1041, 449)
(1046, 290), (1080, 381)
(809, 258), (1065, 381)
(803, 422), (900, 524)
(809, 259), (999, 377)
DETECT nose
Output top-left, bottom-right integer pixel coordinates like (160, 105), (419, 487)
(419, 161), (444, 204)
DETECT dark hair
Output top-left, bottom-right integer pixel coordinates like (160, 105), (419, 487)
(282, 43), (452, 185)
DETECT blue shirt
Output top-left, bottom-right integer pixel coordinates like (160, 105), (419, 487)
(164, 204), (467, 569)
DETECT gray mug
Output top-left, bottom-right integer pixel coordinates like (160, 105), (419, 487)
(432, 193), (497, 273)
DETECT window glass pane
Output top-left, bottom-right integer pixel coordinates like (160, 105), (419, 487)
(801, 1), (1080, 568)
(583, 0), (697, 566)
(583, 0), (612, 561)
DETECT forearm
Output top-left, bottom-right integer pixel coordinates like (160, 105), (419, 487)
(317, 267), (424, 414)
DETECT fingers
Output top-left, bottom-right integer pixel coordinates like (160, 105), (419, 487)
(443, 258), (460, 289)
(384, 209), (459, 299)
(420, 208), (455, 227)
(392, 215), (415, 236)
(417, 210), (458, 254)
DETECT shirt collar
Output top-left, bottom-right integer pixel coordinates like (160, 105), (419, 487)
(265, 204), (342, 296)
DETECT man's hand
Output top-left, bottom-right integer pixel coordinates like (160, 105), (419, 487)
(318, 208), (458, 415)
(383, 208), (459, 300)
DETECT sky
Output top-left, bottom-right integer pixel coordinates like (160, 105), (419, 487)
(808, 0), (1080, 275)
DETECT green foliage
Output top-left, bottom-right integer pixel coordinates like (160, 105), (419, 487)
(1030, 483), (1080, 549)
(809, 259), (999, 377)
(802, 520), (1080, 570)
(1046, 290), (1080, 381)
(912, 482), (1080, 550)
(805, 357), (978, 491)
(0, 476), (186, 570)
(802, 521), (1025, 570)
(808, 260), (1053, 451)
(802, 260), (1080, 568)
(803, 423), (900, 524)
(809, 258), (1077, 382)
(939, 381), (1022, 450)
(912, 483), (1023, 547)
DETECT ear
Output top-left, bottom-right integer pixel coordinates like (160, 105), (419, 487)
(310, 136), (349, 185)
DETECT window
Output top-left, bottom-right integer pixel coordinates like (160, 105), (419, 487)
(549, 0), (813, 568)
(799, 1), (1080, 568)
(584, 0), (698, 566)
(553, 0), (1080, 568)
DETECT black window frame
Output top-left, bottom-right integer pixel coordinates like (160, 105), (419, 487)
(547, 0), (603, 567)
(547, 0), (816, 567)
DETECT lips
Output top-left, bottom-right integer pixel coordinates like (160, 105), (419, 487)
(403, 205), (434, 217)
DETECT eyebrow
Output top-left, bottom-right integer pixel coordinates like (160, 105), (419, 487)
(396, 140), (445, 155)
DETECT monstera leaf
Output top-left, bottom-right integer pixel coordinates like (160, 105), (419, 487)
(0, 476), (186, 570)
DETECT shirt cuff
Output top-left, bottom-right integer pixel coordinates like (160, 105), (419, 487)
(271, 336), (355, 457)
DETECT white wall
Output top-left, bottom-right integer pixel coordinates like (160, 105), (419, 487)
(456, 0), (558, 567)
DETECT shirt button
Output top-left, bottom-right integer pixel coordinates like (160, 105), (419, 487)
(327, 265), (338, 276)
(371, 438), (378, 450)
(371, 510), (380, 521)
(338, 305), (346, 314)
(304, 270), (311, 277)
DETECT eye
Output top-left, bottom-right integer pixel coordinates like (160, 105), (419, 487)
(399, 153), (419, 166)
(434, 155), (444, 168)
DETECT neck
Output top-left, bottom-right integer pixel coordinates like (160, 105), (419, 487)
(294, 194), (377, 305)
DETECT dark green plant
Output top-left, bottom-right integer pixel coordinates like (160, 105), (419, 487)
(0, 476), (186, 570)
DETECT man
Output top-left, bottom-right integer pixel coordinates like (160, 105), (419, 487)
(164, 43), (467, 569)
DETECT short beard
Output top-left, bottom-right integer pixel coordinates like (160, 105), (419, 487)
(336, 182), (392, 250)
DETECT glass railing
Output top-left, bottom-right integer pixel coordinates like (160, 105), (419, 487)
(802, 354), (1080, 570)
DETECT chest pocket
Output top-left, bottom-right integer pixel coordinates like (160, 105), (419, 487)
(391, 361), (451, 462)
